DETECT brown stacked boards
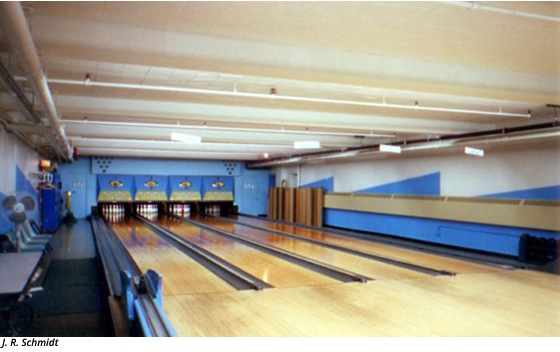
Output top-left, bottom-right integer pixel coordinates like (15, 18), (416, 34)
(268, 187), (324, 227)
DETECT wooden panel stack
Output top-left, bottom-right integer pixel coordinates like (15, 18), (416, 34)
(283, 188), (295, 223)
(295, 188), (304, 225)
(268, 188), (278, 219)
(312, 187), (324, 227)
(268, 187), (324, 227)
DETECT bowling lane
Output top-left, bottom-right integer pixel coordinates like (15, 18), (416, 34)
(108, 216), (235, 296)
(190, 214), (429, 280)
(154, 215), (340, 288)
(228, 215), (500, 275)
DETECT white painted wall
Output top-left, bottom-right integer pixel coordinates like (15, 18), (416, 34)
(276, 139), (560, 197)
(0, 126), (41, 232)
(0, 127), (17, 195)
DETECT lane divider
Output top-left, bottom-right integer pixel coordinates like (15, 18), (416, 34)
(134, 214), (273, 291)
(166, 213), (372, 283)
(206, 214), (456, 277)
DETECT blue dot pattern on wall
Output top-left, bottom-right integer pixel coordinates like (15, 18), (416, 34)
(94, 156), (113, 174)
(223, 160), (238, 175)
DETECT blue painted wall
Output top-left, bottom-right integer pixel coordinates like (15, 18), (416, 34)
(325, 209), (559, 257)
(135, 175), (169, 192)
(356, 172), (440, 196)
(91, 157), (241, 176)
(0, 167), (40, 233)
(0, 191), (10, 233)
(16, 166), (39, 224)
(482, 185), (560, 201)
(301, 176), (334, 192)
(202, 176), (234, 197)
(290, 143), (560, 256)
(58, 157), (271, 217)
(98, 174), (136, 193)
(168, 176), (202, 193)
(235, 165), (272, 216)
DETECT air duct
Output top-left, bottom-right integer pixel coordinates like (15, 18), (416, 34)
(0, 2), (73, 161)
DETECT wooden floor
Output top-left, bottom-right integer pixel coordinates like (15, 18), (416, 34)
(107, 215), (560, 336)
(197, 215), (429, 280)
(110, 217), (235, 295)
(164, 269), (560, 336)
(156, 215), (339, 288)
(230, 215), (502, 275)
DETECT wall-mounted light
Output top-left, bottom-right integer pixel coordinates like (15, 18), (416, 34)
(39, 159), (51, 169)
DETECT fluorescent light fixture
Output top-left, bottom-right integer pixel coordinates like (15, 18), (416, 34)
(379, 144), (402, 154)
(171, 132), (201, 144)
(465, 146), (484, 157)
(294, 141), (321, 149)
(404, 141), (455, 151)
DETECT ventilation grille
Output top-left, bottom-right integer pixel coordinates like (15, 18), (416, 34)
(340, 193), (559, 208)
(446, 197), (521, 206)
(393, 195), (445, 202)
(354, 193), (393, 199)
(523, 200), (560, 207)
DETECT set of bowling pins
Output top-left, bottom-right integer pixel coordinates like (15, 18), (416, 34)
(169, 203), (190, 217)
(205, 205), (221, 214)
(136, 204), (159, 214)
(102, 204), (125, 222)
(102, 204), (125, 214)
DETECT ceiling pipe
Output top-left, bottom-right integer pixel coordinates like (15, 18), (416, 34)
(44, 77), (531, 119)
(62, 119), (396, 139)
(443, 1), (560, 23)
(0, 2), (73, 161)
(0, 59), (66, 160)
(248, 121), (560, 168)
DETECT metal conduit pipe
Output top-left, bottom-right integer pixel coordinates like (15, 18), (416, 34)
(248, 121), (560, 167)
(442, 1), (560, 23)
(0, 60), (67, 160)
(44, 77), (531, 119)
(0, 2), (73, 161)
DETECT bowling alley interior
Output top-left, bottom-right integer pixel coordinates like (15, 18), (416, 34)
(1, 1), (559, 338)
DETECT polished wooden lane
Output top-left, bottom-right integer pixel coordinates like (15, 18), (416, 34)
(155, 215), (340, 288)
(191, 215), (429, 281)
(109, 217), (235, 296)
(164, 269), (560, 336)
(228, 215), (500, 274)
